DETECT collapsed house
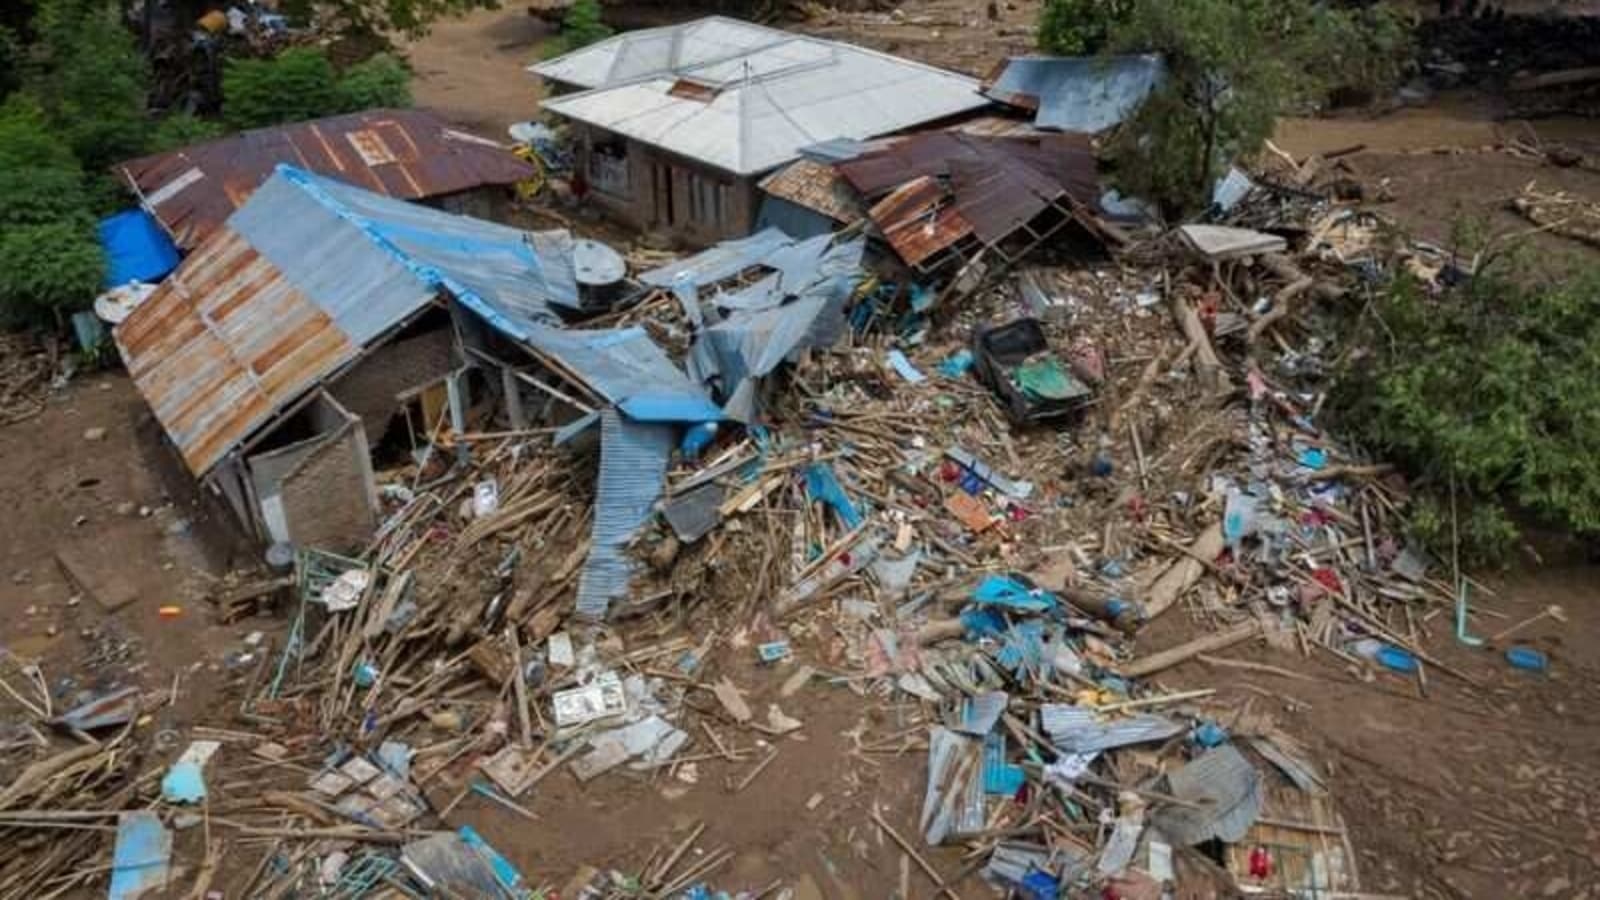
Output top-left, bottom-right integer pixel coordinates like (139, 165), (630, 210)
(114, 164), (612, 552)
(529, 16), (990, 245)
(758, 125), (1107, 277)
(116, 108), (537, 251)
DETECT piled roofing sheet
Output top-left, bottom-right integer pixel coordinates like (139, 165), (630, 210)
(837, 132), (1100, 268)
(983, 55), (1165, 133)
(116, 165), (580, 476)
(534, 18), (988, 176)
(575, 410), (678, 620)
(117, 109), (536, 250)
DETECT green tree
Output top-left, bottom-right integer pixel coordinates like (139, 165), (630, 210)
(0, 94), (78, 171)
(336, 53), (412, 111)
(223, 47), (342, 129)
(223, 46), (414, 129)
(0, 166), (90, 227)
(1334, 247), (1600, 563)
(1037, 0), (1131, 56)
(0, 25), (21, 100)
(29, 0), (150, 171)
(0, 221), (104, 327)
(149, 111), (226, 152)
(1043, 0), (1409, 216)
(546, 0), (612, 57)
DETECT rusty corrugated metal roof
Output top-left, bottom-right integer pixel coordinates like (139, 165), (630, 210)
(114, 227), (358, 475)
(117, 109), (536, 250)
(869, 176), (974, 268)
(757, 158), (866, 224)
(854, 132), (1100, 267)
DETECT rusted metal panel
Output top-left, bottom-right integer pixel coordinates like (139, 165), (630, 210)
(117, 109), (536, 250)
(869, 176), (973, 268)
(115, 228), (357, 475)
(846, 131), (1100, 266)
(757, 158), (865, 223)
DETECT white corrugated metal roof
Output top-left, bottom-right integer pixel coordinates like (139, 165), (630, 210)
(531, 16), (791, 90)
(534, 19), (988, 176)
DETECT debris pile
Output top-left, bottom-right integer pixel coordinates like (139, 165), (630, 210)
(0, 60), (1512, 900)
(0, 331), (54, 427)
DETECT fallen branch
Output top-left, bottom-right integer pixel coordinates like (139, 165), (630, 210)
(1121, 620), (1262, 679)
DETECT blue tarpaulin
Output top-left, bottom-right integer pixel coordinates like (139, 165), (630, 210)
(804, 462), (863, 529)
(972, 574), (1058, 613)
(98, 209), (179, 288)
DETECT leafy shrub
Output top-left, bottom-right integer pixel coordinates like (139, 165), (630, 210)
(224, 47), (342, 129)
(1333, 250), (1600, 563)
(1037, 0), (1131, 56)
(336, 53), (412, 111)
(224, 46), (414, 129)
(150, 111), (226, 152)
(0, 221), (104, 327)
(545, 0), (612, 58)
(0, 95), (79, 171)
(30, 0), (150, 170)
(1052, 0), (1411, 217)
(0, 166), (90, 227)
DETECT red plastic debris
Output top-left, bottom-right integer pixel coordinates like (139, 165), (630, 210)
(1310, 567), (1342, 596)
(1249, 846), (1273, 879)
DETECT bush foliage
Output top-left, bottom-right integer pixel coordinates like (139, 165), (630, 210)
(336, 53), (413, 111)
(223, 46), (412, 130)
(545, 0), (613, 58)
(1334, 248), (1600, 563)
(150, 111), (226, 152)
(0, 95), (104, 327)
(0, 222), (104, 327)
(1037, 0), (1130, 56)
(223, 47), (343, 129)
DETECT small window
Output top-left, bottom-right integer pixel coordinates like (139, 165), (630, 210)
(668, 79), (721, 102)
(588, 139), (630, 197)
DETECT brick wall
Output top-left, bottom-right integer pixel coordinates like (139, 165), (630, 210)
(331, 328), (455, 443)
(278, 421), (377, 553)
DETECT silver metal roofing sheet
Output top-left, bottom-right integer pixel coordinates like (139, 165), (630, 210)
(531, 16), (787, 89)
(1039, 704), (1184, 754)
(984, 55), (1164, 133)
(230, 174), (435, 348)
(922, 726), (986, 845)
(1153, 744), (1264, 845)
(285, 168), (579, 330)
(540, 28), (988, 176)
(640, 228), (795, 288)
(520, 324), (707, 407)
(119, 164), (586, 475)
(575, 409), (676, 619)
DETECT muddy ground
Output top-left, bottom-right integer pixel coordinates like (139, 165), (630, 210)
(4, 2), (1600, 897)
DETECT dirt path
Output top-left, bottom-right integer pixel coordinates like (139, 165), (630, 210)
(401, 5), (555, 135)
